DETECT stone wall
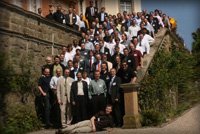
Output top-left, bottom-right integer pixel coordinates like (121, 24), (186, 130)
(0, 1), (81, 74)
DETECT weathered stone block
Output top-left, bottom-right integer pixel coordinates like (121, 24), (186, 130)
(0, 21), (10, 29)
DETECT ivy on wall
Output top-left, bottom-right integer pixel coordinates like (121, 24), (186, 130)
(139, 42), (199, 126)
(0, 52), (41, 134)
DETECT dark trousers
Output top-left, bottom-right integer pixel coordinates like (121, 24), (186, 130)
(113, 101), (122, 127)
(107, 95), (122, 127)
(42, 95), (51, 126)
(88, 16), (95, 28)
(35, 95), (44, 123)
(120, 89), (125, 125)
(50, 91), (61, 128)
(73, 96), (87, 123)
(91, 94), (106, 115)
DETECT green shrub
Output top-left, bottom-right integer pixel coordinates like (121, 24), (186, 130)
(139, 44), (198, 126)
(141, 109), (166, 126)
(2, 104), (41, 134)
(0, 51), (41, 134)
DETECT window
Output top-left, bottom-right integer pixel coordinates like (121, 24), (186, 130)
(28, 0), (41, 13)
(120, 0), (132, 13)
(13, 0), (23, 8)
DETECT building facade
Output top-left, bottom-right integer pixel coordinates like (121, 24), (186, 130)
(4, 0), (141, 16)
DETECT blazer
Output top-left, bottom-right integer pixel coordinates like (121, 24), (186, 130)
(70, 81), (88, 103)
(92, 61), (102, 72)
(65, 13), (77, 25)
(85, 6), (98, 20)
(122, 55), (136, 71)
(98, 12), (108, 23)
(109, 76), (121, 103)
(69, 66), (85, 79)
(57, 76), (74, 103)
(101, 47), (111, 61)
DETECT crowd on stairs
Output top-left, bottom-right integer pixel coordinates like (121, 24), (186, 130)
(36, 1), (174, 133)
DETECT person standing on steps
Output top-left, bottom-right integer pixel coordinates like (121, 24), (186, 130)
(88, 70), (107, 116)
(38, 68), (52, 128)
(70, 72), (89, 123)
(57, 69), (74, 128)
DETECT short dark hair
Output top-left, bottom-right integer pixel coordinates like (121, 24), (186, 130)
(54, 55), (60, 60)
(106, 104), (113, 108)
(76, 71), (82, 76)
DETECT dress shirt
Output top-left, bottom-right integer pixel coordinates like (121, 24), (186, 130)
(91, 7), (94, 16)
(101, 13), (105, 22)
(109, 76), (115, 95)
(89, 79), (107, 99)
(50, 75), (62, 89)
(77, 81), (84, 95)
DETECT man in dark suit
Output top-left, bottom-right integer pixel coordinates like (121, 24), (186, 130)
(85, 0), (98, 27)
(70, 72), (88, 123)
(122, 48), (136, 71)
(53, 5), (64, 24)
(108, 68), (122, 127)
(65, 8), (77, 28)
(46, 8), (54, 21)
(70, 61), (83, 80)
(99, 40), (111, 61)
(92, 53), (102, 73)
(98, 7), (108, 24)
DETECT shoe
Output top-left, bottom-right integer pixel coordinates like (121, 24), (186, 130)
(116, 124), (122, 128)
(55, 129), (62, 134)
(45, 123), (53, 129)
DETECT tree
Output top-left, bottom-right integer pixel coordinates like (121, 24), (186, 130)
(192, 28), (200, 80)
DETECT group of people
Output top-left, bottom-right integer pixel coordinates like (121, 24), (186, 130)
(37, 1), (173, 133)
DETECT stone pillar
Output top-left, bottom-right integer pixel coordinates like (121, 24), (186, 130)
(120, 83), (141, 128)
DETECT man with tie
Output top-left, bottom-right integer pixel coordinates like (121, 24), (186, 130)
(57, 68), (74, 127)
(70, 61), (81, 80)
(70, 72), (89, 123)
(108, 68), (122, 127)
(98, 7), (108, 24)
(85, 50), (95, 78)
(65, 8), (77, 28)
(92, 53), (102, 72)
(85, 0), (98, 28)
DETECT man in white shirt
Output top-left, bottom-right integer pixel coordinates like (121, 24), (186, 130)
(128, 20), (141, 39)
(84, 34), (95, 50)
(50, 68), (62, 93)
(64, 44), (75, 64)
(143, 33), (155, 45)
(138, 33), (150, 55)
(114, 38), (125, 54)
(71, 72), (89, 123)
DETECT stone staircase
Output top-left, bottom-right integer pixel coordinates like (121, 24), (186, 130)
(136, 28), (168, 82)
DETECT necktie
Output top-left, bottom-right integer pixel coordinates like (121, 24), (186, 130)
(91, 7), (94, 16)
(90, 57), (92, 71)
(69, 14), (73, 25)
(139, 41), (142, 46)
(109, 77), (114, 95)
(65, 78), (68, 95)
(97, 63), (101, 71)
